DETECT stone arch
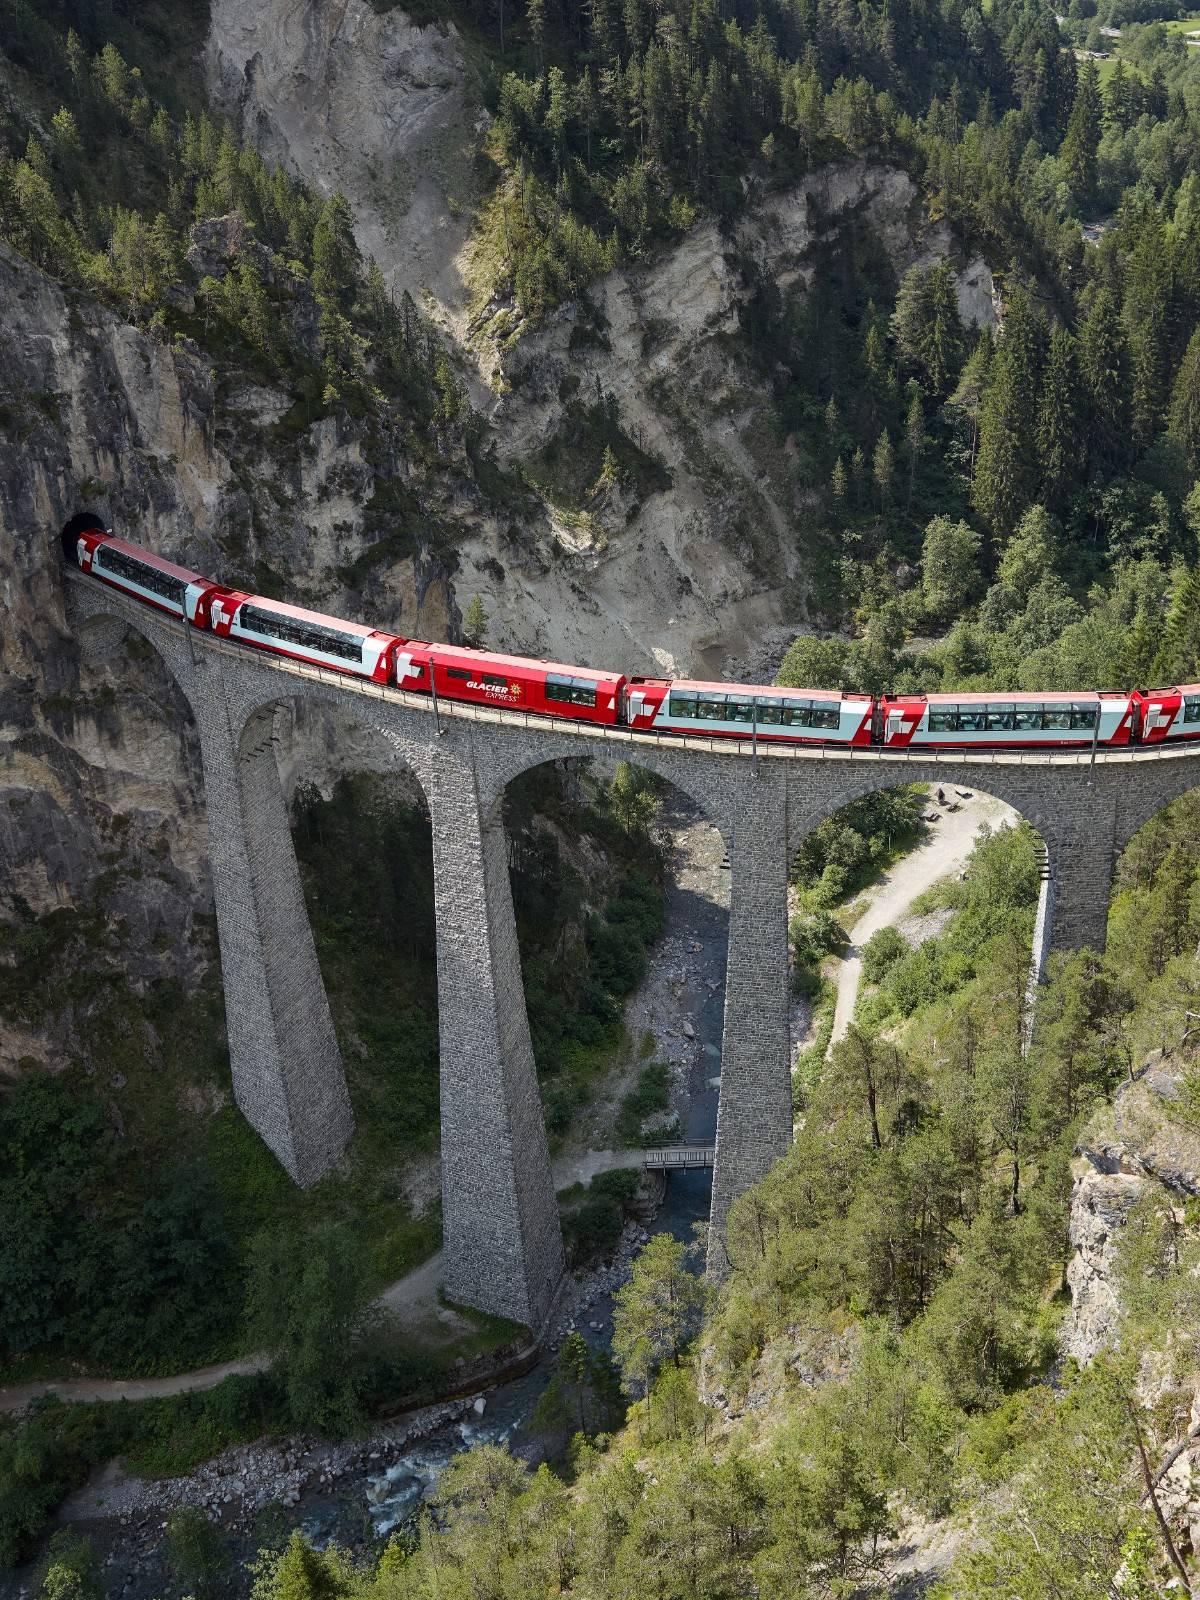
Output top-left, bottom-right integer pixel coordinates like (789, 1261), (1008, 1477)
(471, 726), (735, 846)
(1111, 761), (1200, 857)
(783, 762), (1057, 862)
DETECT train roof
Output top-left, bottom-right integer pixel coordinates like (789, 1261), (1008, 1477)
(102, 536), (212, 587)
(418, 642), (624, 685)
(665, 679), (871, 701)
(234, 592), (386, 639)
(884, 690), (1130, 705)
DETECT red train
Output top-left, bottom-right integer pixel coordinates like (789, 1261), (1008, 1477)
(66, 520), (1200, 751)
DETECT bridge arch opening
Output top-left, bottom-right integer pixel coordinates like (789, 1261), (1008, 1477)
(236, 692), (444, 1260)
(494, 753), (731, 1265)
(788, 781), (1045, 1057)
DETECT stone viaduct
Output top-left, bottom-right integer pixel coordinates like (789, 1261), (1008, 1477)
(64, 571), (1200, 1333)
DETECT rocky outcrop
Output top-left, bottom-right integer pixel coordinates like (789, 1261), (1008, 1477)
(1061, 1055), (1200, 1364)
(206, 0), (482, 325)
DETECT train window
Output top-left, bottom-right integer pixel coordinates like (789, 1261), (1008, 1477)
(985, 709), (1016, 730)
(1070, 707), (1098, 729)
(696, 697), (728, 721)
(240, 605), (363, 662)
(447, 668), (471, 681)
(928, 711), (957, 731)
(481, 673), (507, 687)
(729, 702), (756, 722)
(757, 702), (784, 725)
(546, 676), (573, 703)
(569, 680), (597, 706)
(97, 546), (186, 607)
(668, 696), (698, 719)
(958, 710), (986, 732)
(811, 707), (840, 729)
(1013, 710), (1042, 731)
(783, 704), (812, 727)
(1185, 700), (1200, 723)
(1043, 708), (1072, 729)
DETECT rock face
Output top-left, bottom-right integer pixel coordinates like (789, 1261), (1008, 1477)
(206, 0), (481, 322)
(1061, 1055), (1200, 1364)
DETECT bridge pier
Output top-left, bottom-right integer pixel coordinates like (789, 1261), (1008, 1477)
(1044, 801), (1118, 954)
(428, 746), (564, 1330)
(195, 691), (354, 1186)
(708, 768), (793, 1277)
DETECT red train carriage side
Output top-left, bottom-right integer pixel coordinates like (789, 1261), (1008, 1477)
(74, 530), (224, 626)
(209, 589), (400, 683)
(624, 678), (874, 745)
(1138, 685), (1200, 743)
(394, 642), (624, 723)
(879, 691), (1137, 750)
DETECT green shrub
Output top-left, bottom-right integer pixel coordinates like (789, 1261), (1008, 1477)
(861, 926), (908, 984)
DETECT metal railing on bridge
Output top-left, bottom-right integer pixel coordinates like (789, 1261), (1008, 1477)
(642, 1144), (715, 1170)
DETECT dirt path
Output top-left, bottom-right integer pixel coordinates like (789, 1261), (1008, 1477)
(829, 793), (1015, 1048)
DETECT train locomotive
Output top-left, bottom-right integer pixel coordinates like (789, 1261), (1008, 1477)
(65, 518), (1200, 751)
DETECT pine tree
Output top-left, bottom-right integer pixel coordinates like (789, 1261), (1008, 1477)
(1037, 326), (1084, 506)
(972, 289), (1045, 537)
(463, 594), (489, 647)
(873, 430), (894, 513)
(1104, 57), (1133, 131)
(1059, 59), (1102, 208)
(1124, 220), (1173, 449)
(1079, 286), (1132, 470)
(831, 455), (847, 502)
(1168, 325), (1200, 472)
(310, 193), (360, 309)
(904, 387), (924, 510)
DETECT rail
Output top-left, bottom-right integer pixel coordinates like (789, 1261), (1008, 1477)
(66, 571), (1200, 773)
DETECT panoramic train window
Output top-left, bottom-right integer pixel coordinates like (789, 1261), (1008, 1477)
(97, 546), (186, 607)
(1043, 708), (1072, 729)
(239, 605), (363, 662)
(729, 702), (756, 722)
(810, 706), (840, 729)
(668, 696), (698, 718)
(782, 701), (813, 726)
(1070, 707), (1099, 729)
(695, 697), (728, 721)
(958, 710), (986, 732)
(546, 675), (597, 706)
(928, 710), (956, 731)
(1014, 710), (1042, 730)
(986, 709), (1016, 729)
(1184, 700), (1200, 723)
(757, 702), (784, 724)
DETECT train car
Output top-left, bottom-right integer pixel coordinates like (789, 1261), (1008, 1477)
(396, 642), (625, 723)
(624, 678), (875, 744)
(879, 691), (1136, 750)
(208, 589), (400, 683)
(1137, 685), (1200, 743)
(72, 528), (224, 626)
